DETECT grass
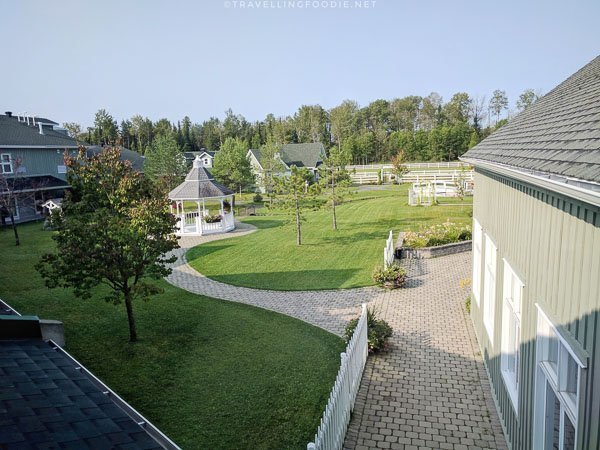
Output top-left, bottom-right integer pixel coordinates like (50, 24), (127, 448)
(0, 222), (344, 449)
(187, 184), (472, 290)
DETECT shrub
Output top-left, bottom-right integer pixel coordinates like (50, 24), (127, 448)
(253, 193), (263, 203)
(403, 222), (471, 248)
(372, 263), (407, 288)
(204, 214), (222, 223)
(345, 306), (393, 353)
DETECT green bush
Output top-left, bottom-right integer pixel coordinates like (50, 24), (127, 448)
(372, 263), (407, 288)
(403, 222), (471, 248)
(345, 306), (393, 353)
(253, 193), (263, 203)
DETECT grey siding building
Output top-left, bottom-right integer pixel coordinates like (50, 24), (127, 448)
(462, 56), (600, 449)
(0, 112), (144, 223)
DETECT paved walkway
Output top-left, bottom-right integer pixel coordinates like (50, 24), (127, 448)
(165, 224), (507, 450)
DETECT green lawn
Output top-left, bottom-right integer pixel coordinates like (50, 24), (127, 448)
(0, 223), (344, 449)
(187, 185), (472, 290)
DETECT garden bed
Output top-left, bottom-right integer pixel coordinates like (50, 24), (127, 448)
(395, 230), (472, 259)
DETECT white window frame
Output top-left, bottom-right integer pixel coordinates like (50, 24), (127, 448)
(533, 306), (585, 450)
(57, 165), (67, 174)
(500, 259), (523, 413)
(472, 218), (483, 306)
(483, 233), (497, 342)
(1, 153), (13, 174)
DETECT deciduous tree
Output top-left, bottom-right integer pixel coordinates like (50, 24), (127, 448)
(212, 137), (255, 194)
(274, 166), (315, 245)
(489, 90), (509, 124)
(36, 147), (179, 342)
(144, 134), (187, 192)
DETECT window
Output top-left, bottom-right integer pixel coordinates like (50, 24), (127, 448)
(204, 158), (209, 165)
(1, 153), (13, 174)
(534, 307), (585, 450)
(483, 234), (497, 341)
(501, 259), (523, 411)
(472, 218), (483, 305)
(57, 165), (67, 174)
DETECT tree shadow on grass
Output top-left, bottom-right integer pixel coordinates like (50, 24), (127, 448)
(242, 218), (285, 229)
(208, 268), (363, 291)
(187, 244), (235, 260)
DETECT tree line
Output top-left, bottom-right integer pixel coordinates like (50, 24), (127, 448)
(64, 89), (540, 163)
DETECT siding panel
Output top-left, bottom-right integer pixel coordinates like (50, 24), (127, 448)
(470, 169), (600, 450)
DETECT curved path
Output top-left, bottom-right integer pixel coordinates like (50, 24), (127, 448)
(166, 222), (375, 336)
(165, 222), (507, 449)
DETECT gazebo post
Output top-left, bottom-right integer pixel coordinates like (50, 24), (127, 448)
(196, 200), (201, 234)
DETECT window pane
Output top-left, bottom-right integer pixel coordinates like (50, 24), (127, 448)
(544, 383), (560, 450)
(563, 413), (576, 450)
(566, 354), (578, 395)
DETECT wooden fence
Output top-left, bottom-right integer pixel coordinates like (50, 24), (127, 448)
(307, 303), (368, 450)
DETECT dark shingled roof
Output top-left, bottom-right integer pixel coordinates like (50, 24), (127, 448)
(280, 143), (325, 168)
(169, 165), (233, 200)
(0, 339), (166, 449)
(463, 55), (600, 184)
(0, 114), (80, 147)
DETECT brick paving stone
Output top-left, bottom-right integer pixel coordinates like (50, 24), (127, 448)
(165, 223), (508, 450)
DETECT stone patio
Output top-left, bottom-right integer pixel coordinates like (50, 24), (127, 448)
(166, 224), (508, 450)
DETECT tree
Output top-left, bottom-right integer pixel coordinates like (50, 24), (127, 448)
(516, 89), (539, 111)
(390, 149), (409, 182)
(144, 134), (187, 192)
(212, 137), (255, 194)
(489, 90), (509, 124)
(329, 100), (359, 150)
(258, 138), (285, 207)
(444, 92), (471, 125)
(62, 122), (82, 139)
(274, 166), (314, 245)
(36, 147), (179, 342)
(93, 109), (118, 145)
(318, 146), (352, 230)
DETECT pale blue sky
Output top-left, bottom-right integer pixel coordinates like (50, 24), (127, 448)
(1, 0), (598, 128)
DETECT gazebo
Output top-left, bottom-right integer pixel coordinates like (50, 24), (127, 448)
(168, 156), (235, 236)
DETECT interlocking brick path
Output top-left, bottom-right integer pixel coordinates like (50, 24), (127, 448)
(166, 224), (507, 450)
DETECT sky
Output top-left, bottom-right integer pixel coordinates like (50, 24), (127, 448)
(1, 0), (599, 128)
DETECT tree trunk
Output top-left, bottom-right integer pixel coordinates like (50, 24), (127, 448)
(331, 169), (337, 230)
(10, 213), (19, 246)
(124, 290), (138, 342)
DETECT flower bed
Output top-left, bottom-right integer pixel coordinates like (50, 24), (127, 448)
(397, 222), (472, 259)
(403, 222), (471, 248)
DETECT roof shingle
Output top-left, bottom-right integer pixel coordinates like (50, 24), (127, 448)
(463, 55), (600, 184)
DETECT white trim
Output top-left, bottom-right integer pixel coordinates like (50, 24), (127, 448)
(533, 305), (584, 450)
(483, 233), (497, 342)
(1, 153), (14, 174)
(461, 157), (600, 208)
(472, 218), (483, 306)
(500, 259), (523, 414)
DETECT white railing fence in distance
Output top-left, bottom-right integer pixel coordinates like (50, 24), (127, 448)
(384, 230), (395, 268)
(307, 303), (369, 450)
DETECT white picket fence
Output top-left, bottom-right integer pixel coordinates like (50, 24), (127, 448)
(307, 303), (369, 450)
(384, 230), (395, 267)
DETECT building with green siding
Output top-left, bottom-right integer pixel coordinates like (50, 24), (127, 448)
(461, 56), (600, 449)
(0, 112), (144, 223)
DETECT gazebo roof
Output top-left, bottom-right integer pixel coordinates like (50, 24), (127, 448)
(169, 157), (234, 200)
